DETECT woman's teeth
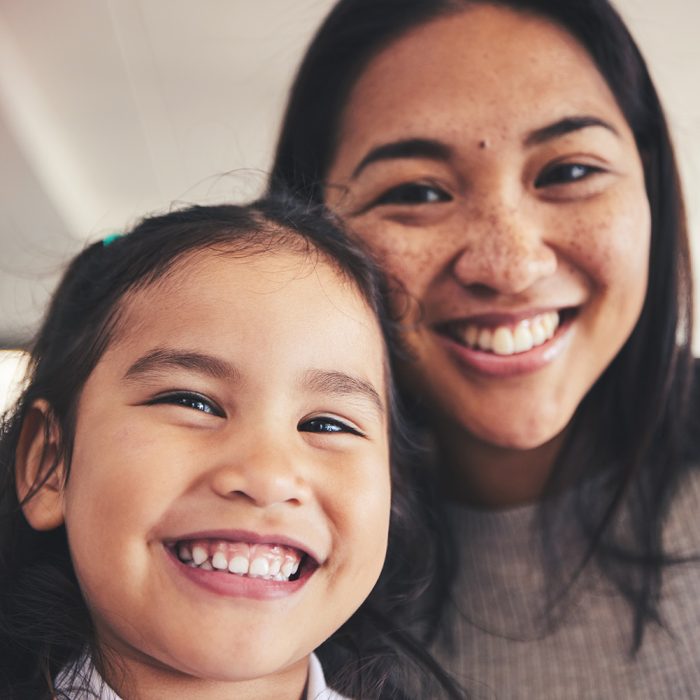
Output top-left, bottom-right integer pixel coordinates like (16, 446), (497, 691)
(457, 311), (560, 355)
(175, 539), (302, 581)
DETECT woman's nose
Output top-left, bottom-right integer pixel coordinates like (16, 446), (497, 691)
(451, 203), (557, 295)
(208, 438), (312, 509)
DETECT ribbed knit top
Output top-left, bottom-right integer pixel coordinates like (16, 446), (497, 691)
(432, 471), (700, 699)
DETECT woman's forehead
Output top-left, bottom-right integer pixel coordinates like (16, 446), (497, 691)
(333, 5), (630, 157)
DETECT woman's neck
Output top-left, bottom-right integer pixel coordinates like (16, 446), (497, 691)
(435, 424), (567, 509)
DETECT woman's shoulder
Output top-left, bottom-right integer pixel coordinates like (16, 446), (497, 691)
(680, 358), (700, 459)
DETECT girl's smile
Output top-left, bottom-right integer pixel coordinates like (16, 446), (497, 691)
(57, 247), (391, 695)
(163, 531), (319, 599)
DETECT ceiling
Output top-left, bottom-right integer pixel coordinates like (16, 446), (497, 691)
(1, 0), (699, 348)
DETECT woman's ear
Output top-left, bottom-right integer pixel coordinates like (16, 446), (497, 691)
(15, 399), (67, 531)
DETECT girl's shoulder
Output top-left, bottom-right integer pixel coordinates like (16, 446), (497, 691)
(53, 653), (118, 700)
(307, 653), (353, 700)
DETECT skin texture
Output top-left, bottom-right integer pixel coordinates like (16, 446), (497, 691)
(325, 5), (651, 507)
(49, 249), (391, 699)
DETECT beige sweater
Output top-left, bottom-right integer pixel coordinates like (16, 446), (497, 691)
(433, 472), (700, 699)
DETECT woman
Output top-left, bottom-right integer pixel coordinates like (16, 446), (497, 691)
(269, 0), (699, 697)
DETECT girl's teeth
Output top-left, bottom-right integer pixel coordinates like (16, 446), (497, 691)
(228, 556), (249, 575)
(249, 557), (270, 578)
(192, 545), (208, 566)
(268, 558), (282, 577)
(176, 539), (303, 582)
(281, 559), (299, 578)
(458, 311), (560, 356)
(211, 552), (228, 570)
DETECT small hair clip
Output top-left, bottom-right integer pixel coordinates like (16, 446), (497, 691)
(102, 232), (124, 247)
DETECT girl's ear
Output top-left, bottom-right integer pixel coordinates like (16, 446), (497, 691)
(15, 399), (67, 531)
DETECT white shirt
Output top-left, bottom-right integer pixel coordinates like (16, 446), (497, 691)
(55, 652), (349, 699)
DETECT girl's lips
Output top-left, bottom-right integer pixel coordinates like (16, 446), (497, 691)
(434, 308), (576, 378)
(164, 528), (323, 565)
(164, 544), (318, 601)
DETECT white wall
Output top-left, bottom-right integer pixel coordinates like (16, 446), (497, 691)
(0, 350), (28, 415)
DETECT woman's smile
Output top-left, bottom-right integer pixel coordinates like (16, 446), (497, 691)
(433, 308), (576, 378)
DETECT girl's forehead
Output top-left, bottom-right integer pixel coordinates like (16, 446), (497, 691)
(107, 246), (387, 380)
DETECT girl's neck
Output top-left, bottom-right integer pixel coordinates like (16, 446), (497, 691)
(99, 647), (310, 700)
(435, 424), (567, 509)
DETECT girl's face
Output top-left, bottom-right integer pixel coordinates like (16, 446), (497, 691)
(325, 6), (650, 457)
(60, 248), (391, 696)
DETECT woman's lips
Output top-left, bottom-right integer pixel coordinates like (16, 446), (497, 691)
(434, 308), (577, 377)
(442, 310), (561, 355)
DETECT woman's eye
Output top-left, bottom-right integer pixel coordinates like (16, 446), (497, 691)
(535, 162), (603, 188)
(298, 417), (363, 436)
(374, 182), (451, 206)
(149, 392), (223, 417)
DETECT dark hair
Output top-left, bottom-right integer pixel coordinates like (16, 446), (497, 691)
(269, 0), (695, 651)
(0, 194), (462, 698)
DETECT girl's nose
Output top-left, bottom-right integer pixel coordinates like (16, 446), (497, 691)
(451, 204), (557, 295)
(208, 440), (312, 509)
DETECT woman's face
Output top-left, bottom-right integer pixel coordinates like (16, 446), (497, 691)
(325, 5), (650, 456)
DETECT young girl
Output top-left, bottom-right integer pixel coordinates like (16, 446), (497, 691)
(0, 195), (460, 699)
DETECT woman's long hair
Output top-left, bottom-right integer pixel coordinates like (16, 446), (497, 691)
(0, 194), (463, 698)
(269, 0), (695, 651)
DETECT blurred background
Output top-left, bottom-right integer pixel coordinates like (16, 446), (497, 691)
(1, 0), (699, 411)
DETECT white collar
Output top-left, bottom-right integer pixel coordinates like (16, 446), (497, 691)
(55, 652), (350, 699)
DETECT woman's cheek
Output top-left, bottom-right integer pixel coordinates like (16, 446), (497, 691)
(349, 216), (445, 295)
(559, 191), (651, 295)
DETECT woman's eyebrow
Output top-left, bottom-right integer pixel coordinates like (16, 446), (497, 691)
(301, 369), (385, 416)
(351, 138), (452, 178)
(524, 115), (619, 146)
(123, 348), (240, 382)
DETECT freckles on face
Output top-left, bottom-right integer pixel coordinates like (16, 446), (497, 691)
(324, 4), (652, 469)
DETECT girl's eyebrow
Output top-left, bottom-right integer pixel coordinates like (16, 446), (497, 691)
(123, 348), (240, 382)
(524, 115), (619, 146)
(351, 138), (452, 178)
(301, 369), (385, 417)
(122, 351), (385, 414)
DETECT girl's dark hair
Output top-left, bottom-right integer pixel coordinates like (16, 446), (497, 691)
(269, 0), (695, 652)
(0, 194), (462, 698)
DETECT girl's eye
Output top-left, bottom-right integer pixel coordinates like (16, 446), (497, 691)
(374, 182), (452, 206)
(298, 416), (364, 436)
(149, 392), (224, 417)
(535, 162), (603, 188)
